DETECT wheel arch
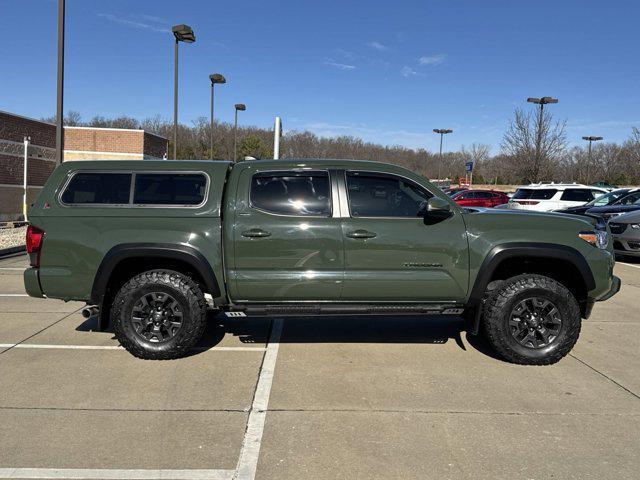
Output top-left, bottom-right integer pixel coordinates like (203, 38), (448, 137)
(467, 242), (595, 334)
(91, 243), (221, 307)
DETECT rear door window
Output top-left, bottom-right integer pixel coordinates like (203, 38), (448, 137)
(61, 173), (131, 205)
(250, 171), (331, 216)
(560, 189), (594, 202)
(512, 188), (557, 200)
(133, 173), (207, 205)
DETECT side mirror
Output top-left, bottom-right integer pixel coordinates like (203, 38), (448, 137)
(422, 197), (453, 225)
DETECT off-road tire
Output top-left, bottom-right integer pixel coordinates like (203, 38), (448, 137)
(482, 274), (581, 365)
(111, 270), (207, 360)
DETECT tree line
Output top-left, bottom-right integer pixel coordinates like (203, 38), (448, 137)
(48, 110), (640, 185)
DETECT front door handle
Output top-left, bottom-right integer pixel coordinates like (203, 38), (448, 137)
(242, 228), (271, 238)
(346, 229), (377, 239)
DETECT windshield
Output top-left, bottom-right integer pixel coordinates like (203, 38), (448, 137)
(587, 190), (629, 207)
(512, 188), (557, 200)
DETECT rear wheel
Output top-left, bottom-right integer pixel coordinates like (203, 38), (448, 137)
(111, 270), (207, 360)
(482, 274), (581, 365)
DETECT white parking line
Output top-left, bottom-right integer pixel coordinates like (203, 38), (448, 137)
(0, 267), (25, 271)
(235, 318), (284, 480)
(0, 294), (28, 297)
(619, 262), (640, 270)
(0, 468), (234, 479)
(0, 343), (266, 352)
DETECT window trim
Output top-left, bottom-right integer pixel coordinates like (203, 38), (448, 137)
(58, 170), (210, 208)
(344, 170), (436, 220)
(248, 169), (333, 218)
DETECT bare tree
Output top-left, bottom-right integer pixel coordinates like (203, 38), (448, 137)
(501, 108), (567, 182)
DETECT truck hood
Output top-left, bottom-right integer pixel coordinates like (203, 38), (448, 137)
(463, 207), (598, 228)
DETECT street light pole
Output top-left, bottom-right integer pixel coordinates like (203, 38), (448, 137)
(526, 96), (559, 180)
(55, 0), (65, 165)
(171, 24), (196, 160)
(173, 38), (178, 159)
(582, 136), (603, 163)
(23, 137), (30, 221)
(233, 104), (246, 161)
(432, 129), (453, 183)
(209, 74), (226, 160)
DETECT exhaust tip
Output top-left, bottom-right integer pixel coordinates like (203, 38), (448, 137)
(82, 306), (99, 319)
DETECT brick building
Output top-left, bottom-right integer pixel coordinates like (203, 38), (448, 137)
(0, 111), (168, 221)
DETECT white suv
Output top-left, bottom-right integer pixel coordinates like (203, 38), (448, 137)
(507, 183), (607, 212)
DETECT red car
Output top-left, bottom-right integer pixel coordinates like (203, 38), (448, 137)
(451, 189), (510, 208)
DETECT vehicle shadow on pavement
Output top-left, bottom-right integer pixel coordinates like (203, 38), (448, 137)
(216, 314), (505, 361)
(75, 313), (504, 361)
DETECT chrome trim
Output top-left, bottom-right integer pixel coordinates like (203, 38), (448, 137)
(58, 170), (211, 209)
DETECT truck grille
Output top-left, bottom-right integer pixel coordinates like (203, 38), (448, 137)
(609, 223), (627, 234)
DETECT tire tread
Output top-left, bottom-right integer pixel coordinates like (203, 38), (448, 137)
(111, 270), (207, 360)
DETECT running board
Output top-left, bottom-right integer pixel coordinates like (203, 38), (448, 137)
(224, 304), (465, 317)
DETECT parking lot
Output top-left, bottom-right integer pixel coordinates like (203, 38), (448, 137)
(0, 252), (638, 480)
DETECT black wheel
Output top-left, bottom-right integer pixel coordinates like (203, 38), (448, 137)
(111, 270), (207, 360)
(482, 274), (581, 365)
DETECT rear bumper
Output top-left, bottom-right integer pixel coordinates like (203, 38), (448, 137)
(23, 267), (44, 298)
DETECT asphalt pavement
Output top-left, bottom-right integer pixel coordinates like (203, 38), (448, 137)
(0, 253), (638, 480)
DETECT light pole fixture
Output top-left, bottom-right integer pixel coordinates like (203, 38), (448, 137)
(56, 0), (65, 165)
(433, 129), (453, 181)
(526, 96), (559, 175)
(209, 73), (226, 160)
(582, 135), (603, 162)
(171, 24), (196, 159)
(234, 103), (246, 161)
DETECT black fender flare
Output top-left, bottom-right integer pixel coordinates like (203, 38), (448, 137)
(467, 242), (595, 334)
(90, 243), (220, 304)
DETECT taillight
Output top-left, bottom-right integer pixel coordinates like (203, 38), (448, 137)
(26, 225), (44, 267)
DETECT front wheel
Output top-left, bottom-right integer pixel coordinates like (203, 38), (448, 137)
(482, 274), (581, 365)
(111, 270), (207, 360)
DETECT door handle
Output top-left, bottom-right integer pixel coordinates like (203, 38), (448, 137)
(346, 229), (377, 239)
(242, 228), (271, 238)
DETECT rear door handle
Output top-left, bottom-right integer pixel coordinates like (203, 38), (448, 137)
(242, 228), (271, 238)
(346, 229), (377, 239)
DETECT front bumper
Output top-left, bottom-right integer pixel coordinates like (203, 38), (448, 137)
(598, 275), (621, 302)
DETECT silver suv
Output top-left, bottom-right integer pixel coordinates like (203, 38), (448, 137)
(609, 209), (640, 258)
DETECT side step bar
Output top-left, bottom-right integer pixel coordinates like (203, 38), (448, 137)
(225, 304), (465, 317)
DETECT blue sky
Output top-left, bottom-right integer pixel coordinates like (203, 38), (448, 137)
(2, 0), (639, 152)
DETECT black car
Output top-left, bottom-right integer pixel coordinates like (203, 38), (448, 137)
(555, 188), (635, 216)
(584, 189), (640, 220)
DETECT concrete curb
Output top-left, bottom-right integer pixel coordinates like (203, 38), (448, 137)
(0, 245), (26, 258)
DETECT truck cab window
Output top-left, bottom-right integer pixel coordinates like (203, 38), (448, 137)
(346, 172), (433, 217)
(250, 172), (331, 216)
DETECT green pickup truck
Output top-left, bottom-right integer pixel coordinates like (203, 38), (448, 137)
(24, 159), (620, 364)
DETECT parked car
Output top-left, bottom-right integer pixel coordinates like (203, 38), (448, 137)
(24, 159), (619, 365)
(451, 189), (510, 208)
(444, 187), (468, 197)
(608, 210), (640, 258)
(507, 183), (607, 212)
(585, 189), (640, 221)
(555, 188), (634, 216)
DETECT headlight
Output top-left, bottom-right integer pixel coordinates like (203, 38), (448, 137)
(631, 224), (640, 229)
(579, 230), (609, 249)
